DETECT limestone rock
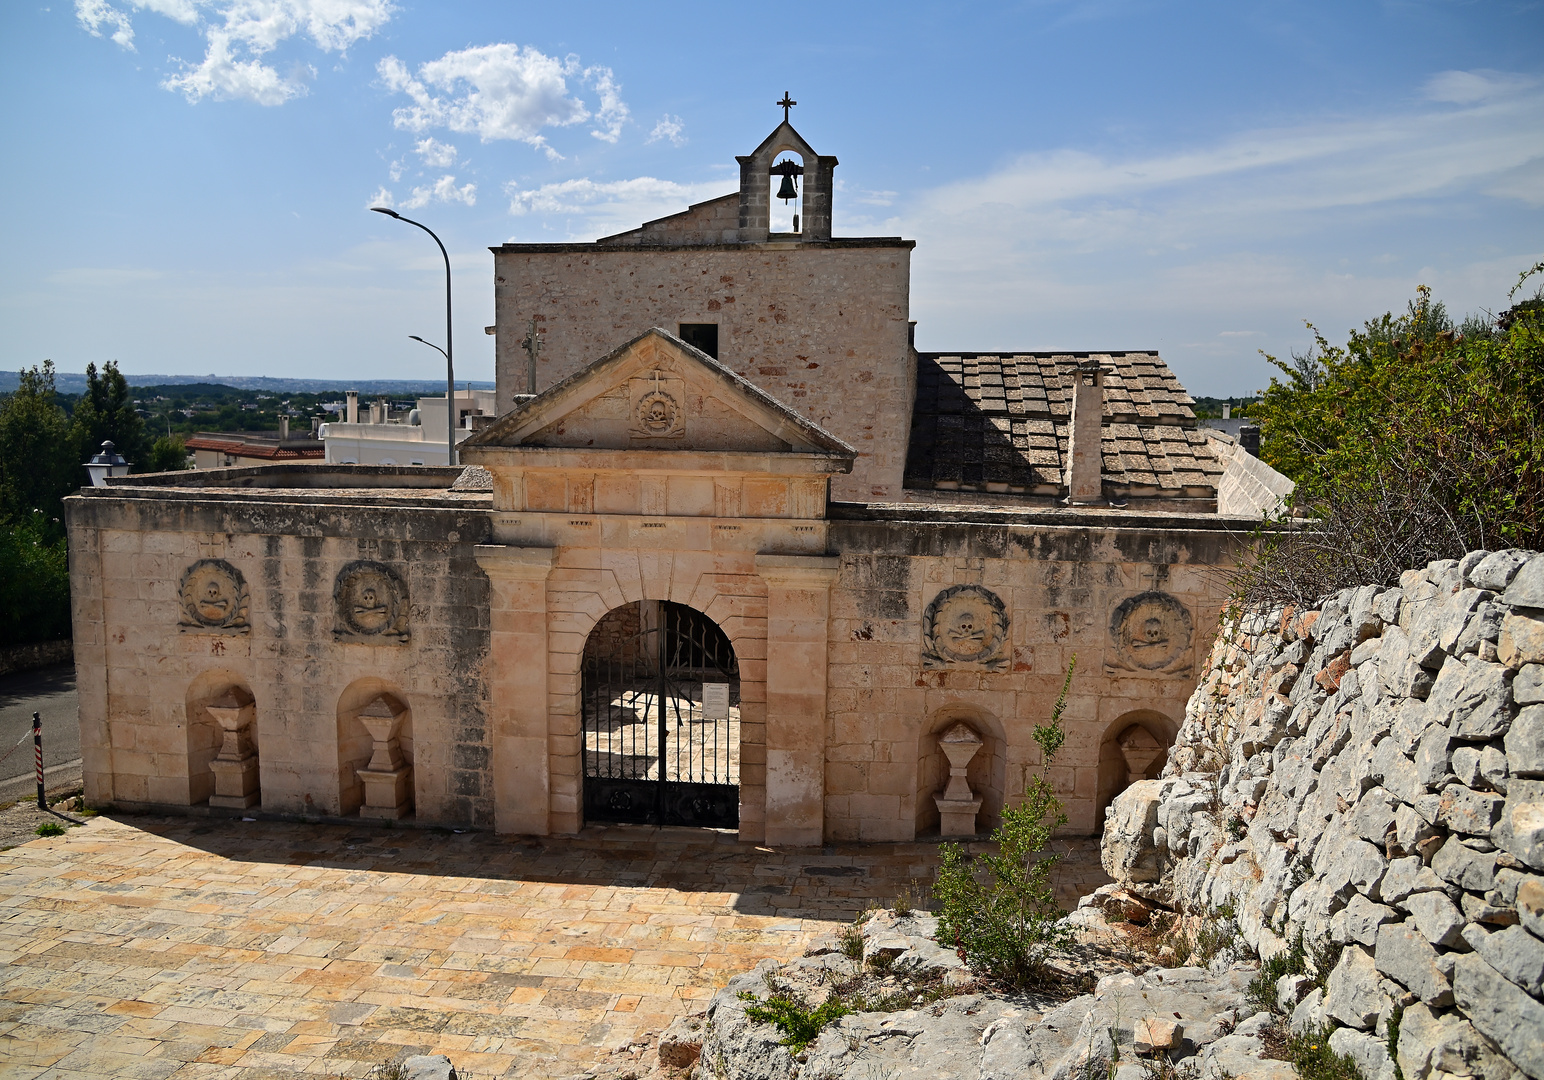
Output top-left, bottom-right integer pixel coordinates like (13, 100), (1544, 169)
(1375, 922), (1454, 1006)
(1397, 1002), (1521, 1080)
(1132, 1015), (1180, 1053)
(1501, 555), (1544, 610)
(1500, 613), (1544, 669)
(1199, 1034), (1297, 1080)
(1291, 987), (1325, 1034)
(1454, 951), (1544, 1079)
(1518, 875), (1544, 939)
(1508, 705), (1544, 778)
(1326, 944), (1388, 1028)
(658, 1013), (705, 1068)
(1102, 779), (1169, 888)
(1383, 855), (1447, 904)
(1330, 1026), (1399, 1080)
(1405, 891), (1467, 948)
(1472, 924), (1544, 996)
(1441, 786), (1507, 837)
(1432, 839), (1498, 893)
(1342, 893), (1398, 947)
(1517, 665), (1544, 706)
(1472, 550), (1534, 593)
(402, 1056), (457, 1080)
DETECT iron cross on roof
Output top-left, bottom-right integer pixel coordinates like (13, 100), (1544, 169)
(777, 92), (796, 122)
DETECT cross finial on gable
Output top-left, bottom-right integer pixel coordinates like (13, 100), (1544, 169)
(777, 92), (796, 123)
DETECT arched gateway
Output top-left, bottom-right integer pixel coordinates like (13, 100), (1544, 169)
(582, 600), (741, 827)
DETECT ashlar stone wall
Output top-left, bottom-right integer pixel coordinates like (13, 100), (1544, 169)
(66, 489), (494, 827)
(1103, 549), (1544, 1080)
(491, 241), (915, 502)
(821, 513), (1240, 840)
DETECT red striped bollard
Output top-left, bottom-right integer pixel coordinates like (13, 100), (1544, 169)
(33, 712), (45, 811)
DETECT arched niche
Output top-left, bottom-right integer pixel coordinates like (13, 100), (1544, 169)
(184, 671), (258, 808)
(915, 703), (1007, 838)
(1096, 709), (1177, 827)
(336, 679), (414, 818)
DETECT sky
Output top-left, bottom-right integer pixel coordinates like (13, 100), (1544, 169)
(1, 1), (1541, 398)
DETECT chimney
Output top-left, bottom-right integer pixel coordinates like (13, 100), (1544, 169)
(346, 390), (358, 424)
(1064, 357), (1107, 504)
(278, 416), (289, 441)
(1239, 424), (1261, 458)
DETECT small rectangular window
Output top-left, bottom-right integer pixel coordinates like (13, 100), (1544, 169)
(678, 323), (719, 359)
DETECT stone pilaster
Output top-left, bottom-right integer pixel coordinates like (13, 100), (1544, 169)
(755, 553), (840, 847)
(476, 544), (556, 835)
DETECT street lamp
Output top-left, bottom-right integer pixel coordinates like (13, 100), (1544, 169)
(370, 207), (456, 467)
(85, 440), (130, 486)
(407, 335), (457, 464)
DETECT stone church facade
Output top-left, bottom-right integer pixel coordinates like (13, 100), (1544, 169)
(65, 112), (1290, 845)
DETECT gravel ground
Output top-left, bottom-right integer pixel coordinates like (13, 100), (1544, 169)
(0, 779), (91, 851)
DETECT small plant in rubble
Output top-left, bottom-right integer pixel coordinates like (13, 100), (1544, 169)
(933, 657), (1076, 989)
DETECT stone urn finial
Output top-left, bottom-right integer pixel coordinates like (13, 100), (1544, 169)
(934, 722), (984, 837)
(1117, 725), (1164, 784)
(206, 688), (259, 809)
(355, 694), (413, 820)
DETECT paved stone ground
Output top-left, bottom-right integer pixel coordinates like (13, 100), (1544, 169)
(0, 815), (1109, 1080)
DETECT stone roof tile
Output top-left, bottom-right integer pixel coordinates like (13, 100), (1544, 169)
(904, 351), (1219, 500)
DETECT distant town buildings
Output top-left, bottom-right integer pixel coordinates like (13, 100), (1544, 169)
(317, 388), (496, 466)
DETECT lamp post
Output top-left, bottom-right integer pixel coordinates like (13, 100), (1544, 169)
(407, 335), (457, 465)
(370, 207), (456, 466)
(85, 440), (129, 487)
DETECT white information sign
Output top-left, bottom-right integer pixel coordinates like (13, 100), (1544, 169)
(701, 682), (730, 721)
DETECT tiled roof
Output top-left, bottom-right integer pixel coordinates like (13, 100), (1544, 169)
(185, 433), (324, 461)
(904, 352), (1223, 500)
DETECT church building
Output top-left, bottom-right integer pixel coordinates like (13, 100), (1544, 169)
(65, 104), (1291, 846)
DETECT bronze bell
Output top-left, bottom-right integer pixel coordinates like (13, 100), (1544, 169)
(776, 171), (798, 202)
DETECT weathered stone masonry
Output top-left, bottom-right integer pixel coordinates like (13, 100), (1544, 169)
(1103, 549), (1544, 1080)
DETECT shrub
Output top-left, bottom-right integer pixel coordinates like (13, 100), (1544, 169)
(837, 915), (865, 961)
(35, 822), (66, 837)
(1287, 1022), (1365, 1080)
(739, 989), (851, 1053)
(1238, 268), (1544, 607)
(933, 658), (1075, 989)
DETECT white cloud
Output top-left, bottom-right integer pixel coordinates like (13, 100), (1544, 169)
(503, 176), (729, 239)
(76, 0), (393, 104)
(584, 67), (628, 142)
(367, 185), (393, 209)
(647, 114), (686, 147)
(378, 44), (629, 157)
(1424, 69), (1538, 105)
(414, 137), (458, 168)
(75, 0), (136, 47)
(400, 175), (476, 210)
(892, 70), (1544, 391)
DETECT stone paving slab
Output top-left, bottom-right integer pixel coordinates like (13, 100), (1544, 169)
(0, 815), (1108, 1079)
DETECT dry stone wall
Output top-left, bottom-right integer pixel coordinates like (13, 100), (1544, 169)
(1103, 548), (1544, 1080)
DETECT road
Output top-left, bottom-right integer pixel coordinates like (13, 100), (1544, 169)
(0, 662), (80, 803)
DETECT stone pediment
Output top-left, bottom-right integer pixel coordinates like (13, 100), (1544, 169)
(461, 328), (856, 461)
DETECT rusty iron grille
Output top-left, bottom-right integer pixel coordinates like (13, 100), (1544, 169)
(581, 601), (740, 828)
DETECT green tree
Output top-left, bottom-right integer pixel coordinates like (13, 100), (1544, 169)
(0, 360), (77, 529)
(70, 361), (150, 481)
(933, 658), (1075, 989)
(143, 434), (191, 473)
(0, 361), (76, 645)
(0, 510), (71, 645)
(1240, 268), (1544, 604)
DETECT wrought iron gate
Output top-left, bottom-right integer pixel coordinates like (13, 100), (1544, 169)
(581, 601), (740, 828)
